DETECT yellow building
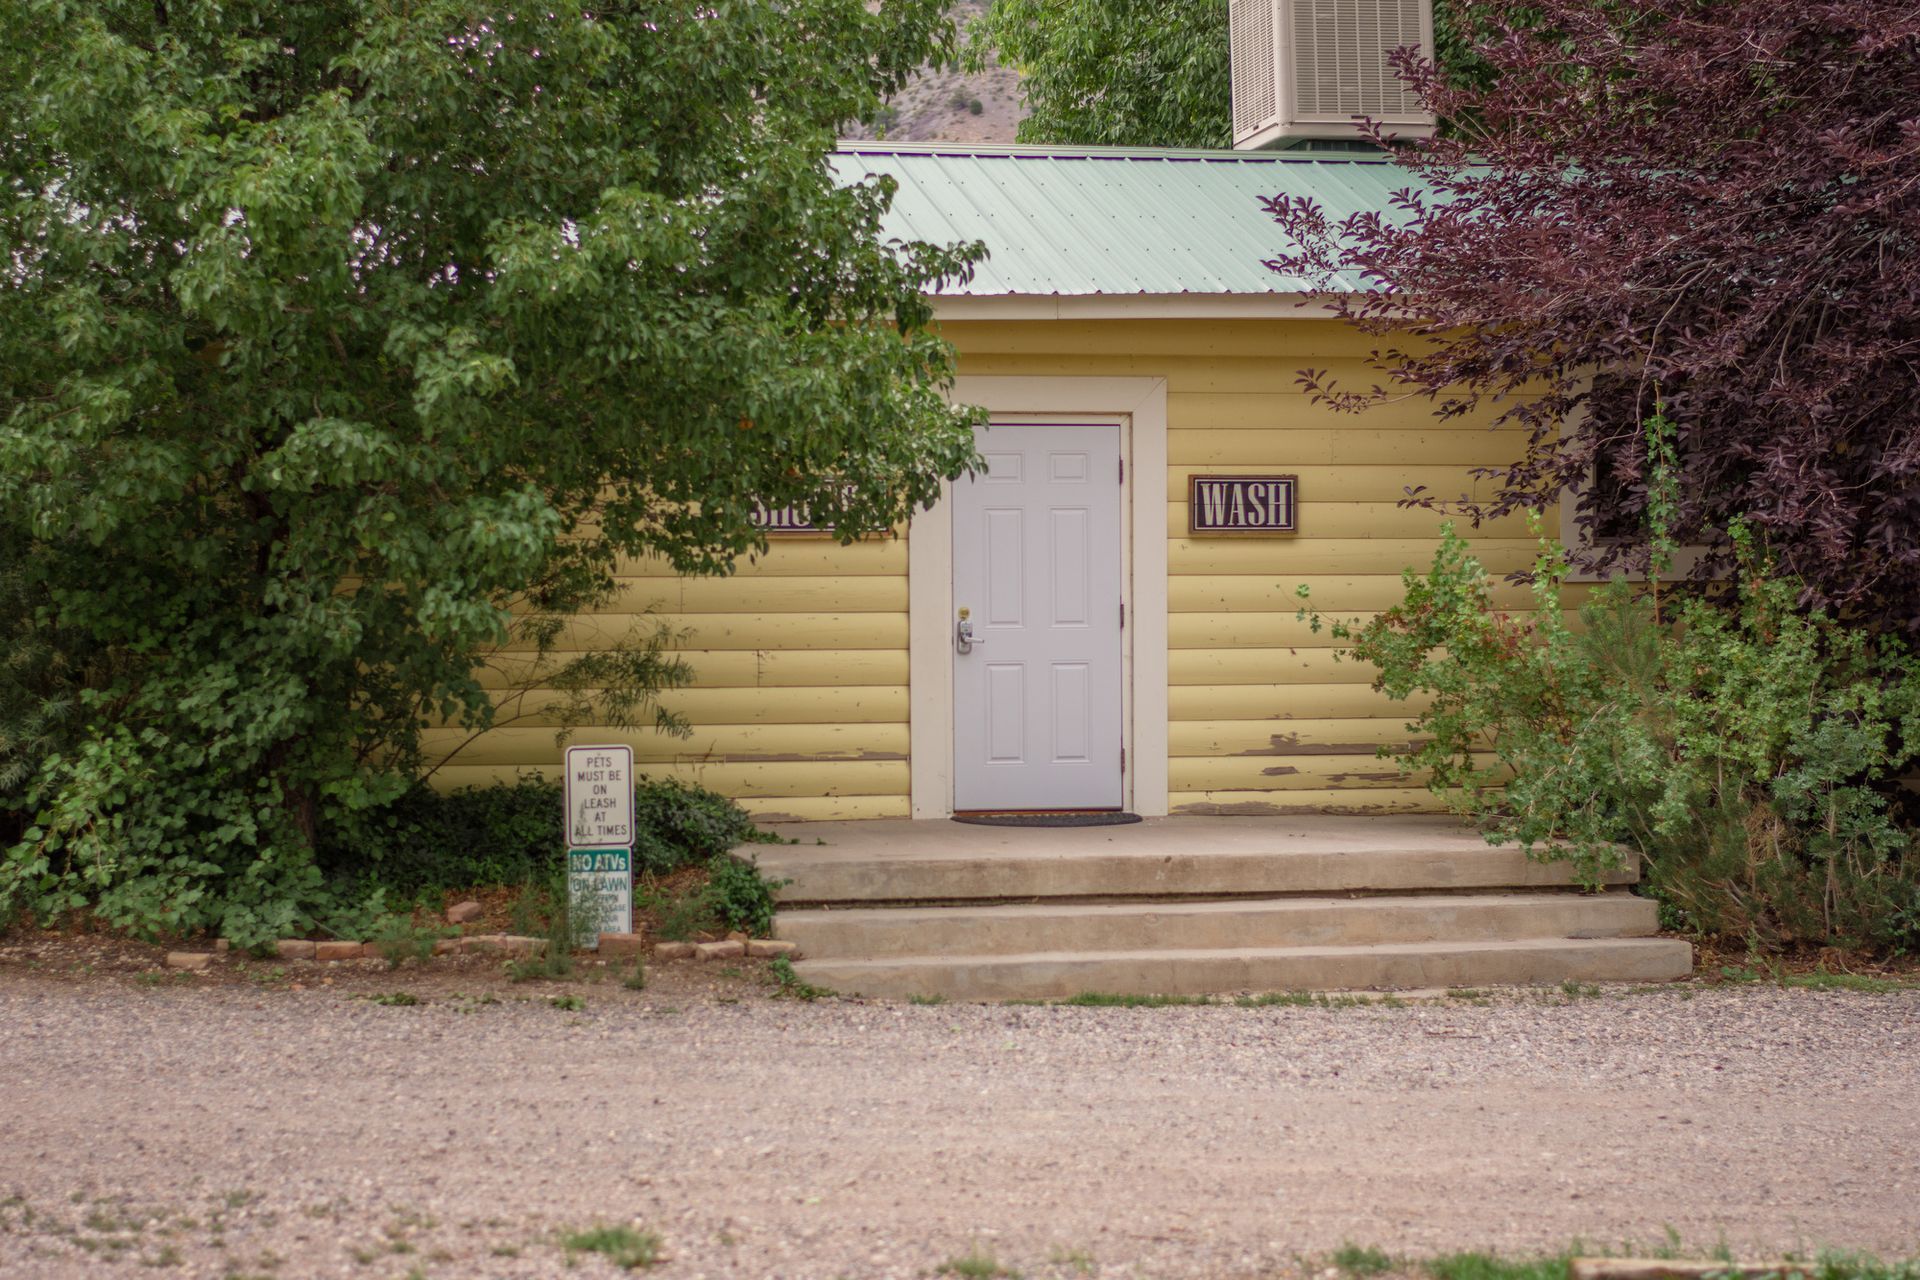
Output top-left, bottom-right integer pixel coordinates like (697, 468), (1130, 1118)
(432, 142), (1557, 824)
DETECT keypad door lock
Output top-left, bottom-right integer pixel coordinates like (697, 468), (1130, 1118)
(956, 607), (981, 655)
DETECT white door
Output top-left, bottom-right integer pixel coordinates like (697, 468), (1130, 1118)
(952, 424), (1124, 810)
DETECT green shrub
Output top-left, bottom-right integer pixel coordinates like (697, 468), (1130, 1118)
(317, 774), (763, 894)
(1305, 519), (1920, 954)
(650, 853), (788, 940)
(629, 777), (764, 874)
(702, 853), (787, 937)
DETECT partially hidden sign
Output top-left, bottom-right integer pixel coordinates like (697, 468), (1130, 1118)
(567, 847), (633, 942)
(1188, 474), (1298, 536)
(565, 744), (633, 848)
(749, 498), (832, 537)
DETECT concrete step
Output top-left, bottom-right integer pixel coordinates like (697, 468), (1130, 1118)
(791, 936), (1695, 1001)
(775, 890), (1659, 958)
(761, 841), (1633, 904)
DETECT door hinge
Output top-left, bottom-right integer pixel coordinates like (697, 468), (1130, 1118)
(1120, 746), (1127, 773)
(1118, 457), (1125, 484)
(1119, 600), (1125, 629)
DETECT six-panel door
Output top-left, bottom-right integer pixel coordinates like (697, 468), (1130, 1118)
(951, 424), (1124, 810)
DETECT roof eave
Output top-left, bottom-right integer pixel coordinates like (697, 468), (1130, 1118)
(929, 293), (1349, 320)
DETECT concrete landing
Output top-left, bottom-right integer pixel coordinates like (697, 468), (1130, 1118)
(744, 815), (1692, 1000)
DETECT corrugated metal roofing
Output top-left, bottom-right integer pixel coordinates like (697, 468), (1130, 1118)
(828, 141), (1429, 297)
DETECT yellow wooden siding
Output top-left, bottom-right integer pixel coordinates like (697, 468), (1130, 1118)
(434, 531), (910, 822)
(448, 316), (1549, 821)
(952, 317), (1551, 816)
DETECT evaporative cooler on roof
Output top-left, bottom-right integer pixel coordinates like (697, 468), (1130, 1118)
(1229, 0), (1436, 148)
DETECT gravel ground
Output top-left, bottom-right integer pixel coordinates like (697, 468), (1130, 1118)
(1, 960), (1917, 1280)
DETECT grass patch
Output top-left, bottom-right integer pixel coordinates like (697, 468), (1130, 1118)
(1332, 1243), (1395, 1276)
(549, 994), (585, 1012)
(1235, 991), (1406, 1009)
(560, 1223), (661, 1269)
(1716, 964), (1918, 994)
(937, 1246), (1019, 1278)
(908, 993), (947, 1006)
(1060, 991), (1210, 1008)
(1426, 1250), (1573, 1280)
(361, 992), (421, 1007)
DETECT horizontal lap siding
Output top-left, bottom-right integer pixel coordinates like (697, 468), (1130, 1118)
(437, 537), (910, 822)
(445, 317), (1548, 822)
(950, 317), (1551, 818)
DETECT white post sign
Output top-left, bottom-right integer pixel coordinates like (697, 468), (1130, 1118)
(564, 745), (635, 950)
(565, 744), (634, 848)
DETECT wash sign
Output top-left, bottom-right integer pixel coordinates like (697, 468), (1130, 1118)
(1188, 474), (1298, 535)
(564, 745), (634, 949)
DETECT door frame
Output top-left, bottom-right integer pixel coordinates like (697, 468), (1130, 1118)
(909, 376), (1170, 818)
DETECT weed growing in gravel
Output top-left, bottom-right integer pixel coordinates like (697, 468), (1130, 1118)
(550, 994), (585, 1011)
(1332, 1243), (1395, 1276)
(141, 1243), (182, 1267)
(623, 960), (647, 991)
(1062, 991), (1210, 1007)
(560, 1223), (662, 1269)
(937, 1245), (1020, 1278)
(908, 993), (947, 1006)
(1048, 1244), (1095, 1274)
(362, 992), (421, 1007)
(368, 914), (453, 968)
(769, 955), (832, 1001)
(1559, 981), (1605, 1000)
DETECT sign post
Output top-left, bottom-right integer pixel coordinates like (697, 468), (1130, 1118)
(564, 745), (635, 949)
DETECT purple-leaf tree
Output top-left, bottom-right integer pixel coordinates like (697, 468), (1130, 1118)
(1265, 0), (1920, 624)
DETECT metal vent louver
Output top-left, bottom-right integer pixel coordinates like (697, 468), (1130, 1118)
(1228, 0), (1277, 137)
(1230, 0), (1434, 148)
(1290, 0), (1425, 119)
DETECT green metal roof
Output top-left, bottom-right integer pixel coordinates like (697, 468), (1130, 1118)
(828, 141), (1426, 297)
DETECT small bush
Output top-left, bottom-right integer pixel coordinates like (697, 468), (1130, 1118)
(968, 98), (984, 115)
(703, 853), (786, 937)
(652, 854), (789, 940)
(1306, 514), (1920, 954)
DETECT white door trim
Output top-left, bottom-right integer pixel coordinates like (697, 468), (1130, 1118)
(909, 375), (1170, 818)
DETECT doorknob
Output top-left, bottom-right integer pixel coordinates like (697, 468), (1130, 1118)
(956, 607), (983, 655)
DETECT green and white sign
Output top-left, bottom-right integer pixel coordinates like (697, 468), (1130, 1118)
(564, 743), (635, 949)
(567, 846), (633, 948)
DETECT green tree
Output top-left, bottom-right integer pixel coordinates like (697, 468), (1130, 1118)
(0, 0), (983, 943)
(966, 0), (1233, 149)
(967, 0), (1495, 149)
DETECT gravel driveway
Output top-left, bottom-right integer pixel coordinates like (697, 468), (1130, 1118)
(2, 966), (1917, 1280)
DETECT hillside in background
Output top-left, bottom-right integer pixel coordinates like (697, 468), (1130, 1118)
(843, 3), (1026, 144)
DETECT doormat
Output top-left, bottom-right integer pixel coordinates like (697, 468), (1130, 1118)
(952, 812), (1143, 828)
